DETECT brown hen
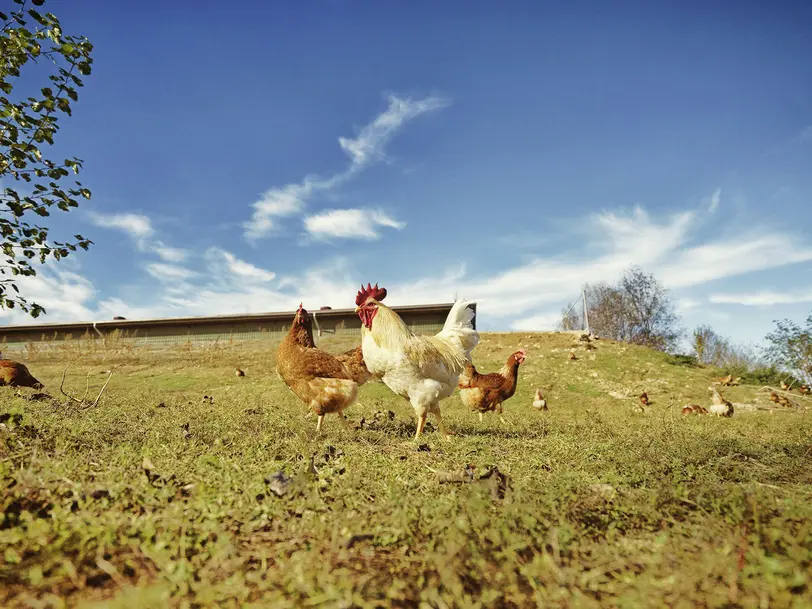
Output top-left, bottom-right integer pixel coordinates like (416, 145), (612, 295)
(335, 345), (376, 386)
(276, 304), (358, 432)
(0, 360), (43, 389)
(458, 349), (526, 422)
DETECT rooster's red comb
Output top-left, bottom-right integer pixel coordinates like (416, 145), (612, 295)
(355, 282), (387, 306)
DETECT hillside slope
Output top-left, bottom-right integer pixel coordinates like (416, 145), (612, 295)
(1, 332), (810, 608)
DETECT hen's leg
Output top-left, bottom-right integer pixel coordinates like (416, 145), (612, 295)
(316, 414), (325, 432)
(496, 403), (509, 425)
(338, 412), (353, 431)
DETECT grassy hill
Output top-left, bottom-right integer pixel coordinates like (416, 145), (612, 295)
(1, 332), (811, 608)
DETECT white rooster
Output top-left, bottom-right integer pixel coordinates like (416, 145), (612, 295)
(355, 283), (479, 440)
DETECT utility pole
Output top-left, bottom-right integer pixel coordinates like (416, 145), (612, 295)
(582, 288), (590, 335)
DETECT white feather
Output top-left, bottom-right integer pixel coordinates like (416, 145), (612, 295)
(434, 298), (480, 360)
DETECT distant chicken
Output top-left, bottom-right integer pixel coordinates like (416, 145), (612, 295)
(335, 345), (376, 386)
(639, 392), (650, 406)
(769, 391), (794, 408)
(709, 387), (734, 417)
(276, 304), (358, 432)
(568, 351), (577, 361)
(235, 367), (245, 377)
(780, 381), (790, 391)
(682, 404), (708, 415)
(800, 385), (810, 396)
(0, 360), (43, 389)
(717, 374), (734, 386)
(532, 388), (548, 411)
(458, 349), (527, 422)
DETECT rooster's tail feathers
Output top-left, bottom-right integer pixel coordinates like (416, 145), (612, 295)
(436, 298), (480, 358)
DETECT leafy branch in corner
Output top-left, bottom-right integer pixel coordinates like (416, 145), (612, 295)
(1, 0), (94, 317)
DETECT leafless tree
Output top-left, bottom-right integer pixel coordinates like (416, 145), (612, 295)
(584, 267), (683, 352)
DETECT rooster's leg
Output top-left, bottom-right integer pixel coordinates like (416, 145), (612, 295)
(316, 414), (325, 432)
(414, 413), (428, 440)
(433, 408), (453, 441)
(478, 412), (483, 423)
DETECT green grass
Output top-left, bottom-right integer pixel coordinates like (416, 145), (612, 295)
(1, 332), (811, 608)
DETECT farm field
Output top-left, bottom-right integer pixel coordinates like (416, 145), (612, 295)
(1, 331), (811, 608)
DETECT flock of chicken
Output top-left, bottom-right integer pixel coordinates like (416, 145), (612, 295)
(2, 283), (806, 437)
(277, 282), (509, 440)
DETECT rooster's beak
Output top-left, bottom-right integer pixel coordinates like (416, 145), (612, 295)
(354, 306), (361, 314)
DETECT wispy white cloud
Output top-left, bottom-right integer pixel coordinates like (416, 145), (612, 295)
(707, 188), (721, 213)
(205, 247), (276, 282)
(153, 242), (188, 263)
(244, 94), (450, 241)
(144, 262), (198, 283)
(304, 208), (405, 241)
(676, 298), (702, 311)
(88, 212), (154, 242)
(658, 235), (812, 289)
(88, 212), (188, 263)
(337, 95), (450, 167)
(709, 289), (812, 307)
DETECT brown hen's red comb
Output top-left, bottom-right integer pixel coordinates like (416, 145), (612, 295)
(356, 282), (387, 306)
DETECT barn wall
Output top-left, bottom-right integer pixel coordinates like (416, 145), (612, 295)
(0, 303), (474, 349)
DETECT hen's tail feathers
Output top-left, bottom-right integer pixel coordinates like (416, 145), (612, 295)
(436, 298), (480, 359)
(457, 362), (476, 388)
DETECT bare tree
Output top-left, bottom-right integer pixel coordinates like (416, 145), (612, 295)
(691, 325), (731, 365)
(691, 324), (764, 370)
(585, 267), (682, 352)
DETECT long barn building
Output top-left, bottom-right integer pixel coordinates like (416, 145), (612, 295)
(0, 303), (473, 348)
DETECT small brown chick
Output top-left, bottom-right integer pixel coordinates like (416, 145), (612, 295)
(799, 385), (810, 396)
(780, 381), (790, 391)
(568, 351), (577, 361)
(639, 392), (650, 406)
(718, 374), (733, 386)
(682, 404), (708, 415)
(235, 368), (245, 377)
(532, 388), (548, 411)
(769, 391), (781, 404)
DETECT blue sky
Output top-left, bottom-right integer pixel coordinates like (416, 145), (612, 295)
(3, 0), (812, 347)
